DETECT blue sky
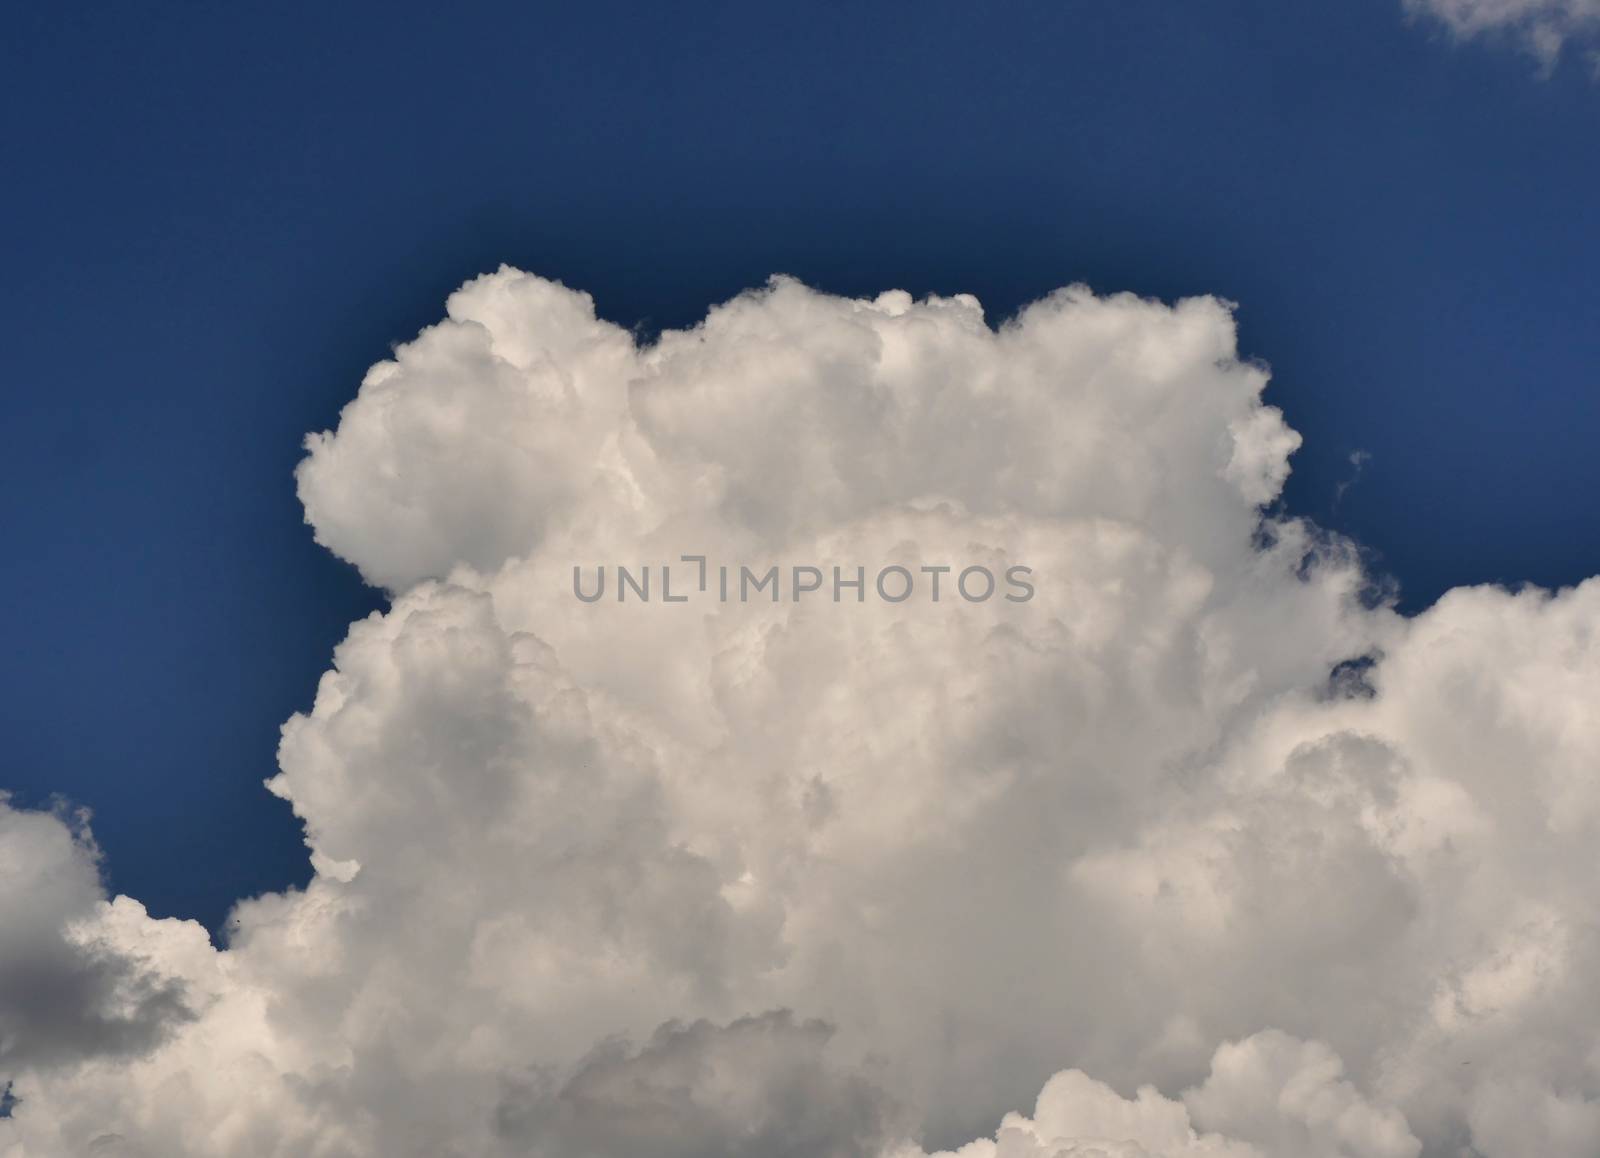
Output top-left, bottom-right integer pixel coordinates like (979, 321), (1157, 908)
(3, 0), (1597, 934)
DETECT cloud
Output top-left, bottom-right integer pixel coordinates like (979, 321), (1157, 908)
(497, 1011), (903, 1158)
(896, 1031), (1418, 1158)
(3, 269), (1600, 1157)
(1332, 450), (1370, 511)
(1404, 0), (1600, 69)
(0, 798), (194, 1073)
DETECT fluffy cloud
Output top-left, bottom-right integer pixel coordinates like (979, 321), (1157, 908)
(896, 1031), (1418, 1158)
(3, 268), (1599, 1157)
(1405, 0), (1600, 68)
(0, 799), (193, 1073)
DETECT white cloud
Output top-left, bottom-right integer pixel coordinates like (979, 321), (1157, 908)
(4, 269), (1600, 1157)
(1405, 0), (1600, 68)
(896, 1031), (1418, 1158)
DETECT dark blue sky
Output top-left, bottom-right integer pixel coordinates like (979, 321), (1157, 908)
(3, 0), (1597, 933)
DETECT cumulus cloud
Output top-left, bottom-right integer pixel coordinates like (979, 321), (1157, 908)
(1404, 0), (1600, 69)
(0, 798), (193, 1072)
(497, 1011), (903, 1158)
(896, 1030), (1418, 1158)
(3, 268), (1600, 1157)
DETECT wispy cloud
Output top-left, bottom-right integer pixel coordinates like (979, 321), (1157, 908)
(1406, 0), (1600, 71)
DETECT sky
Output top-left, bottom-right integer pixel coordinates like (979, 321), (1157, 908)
(1, 5), (1599, 1156)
